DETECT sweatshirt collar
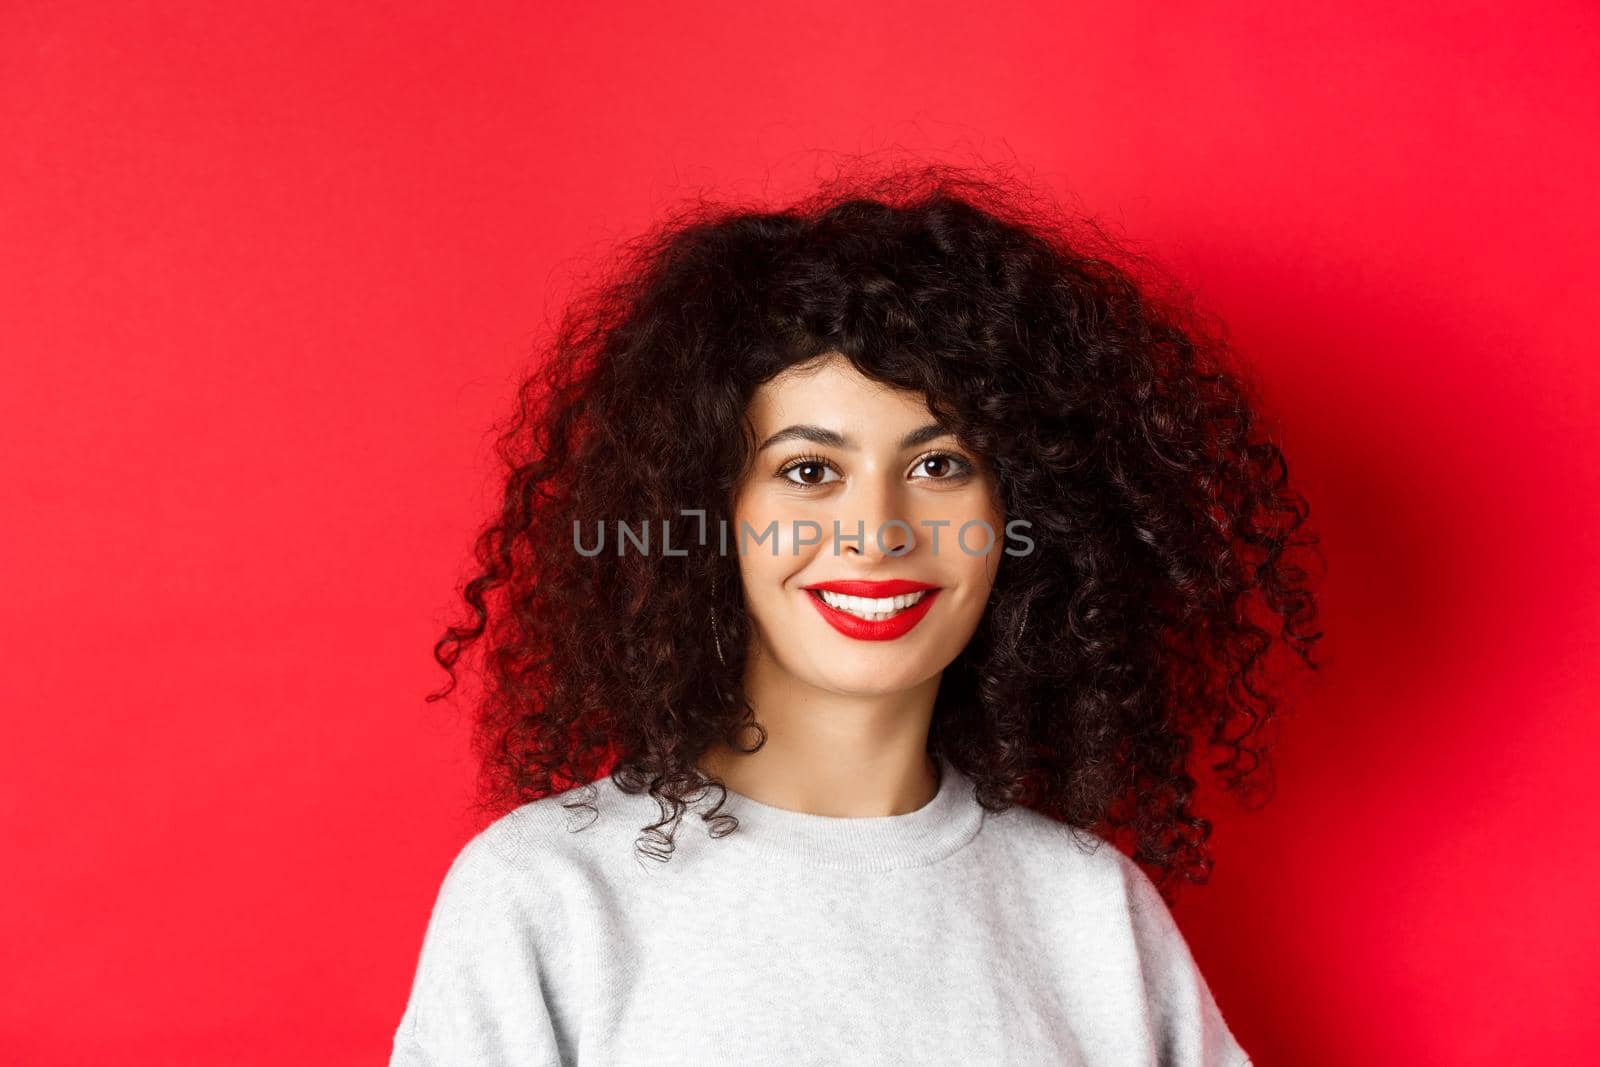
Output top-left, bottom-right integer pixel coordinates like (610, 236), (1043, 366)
(689, 754), (985, 872)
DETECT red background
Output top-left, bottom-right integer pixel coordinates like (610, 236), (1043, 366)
(3, 3), (1596, 1063)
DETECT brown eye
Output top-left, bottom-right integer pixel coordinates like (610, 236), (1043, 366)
(777, 455), (841, 488)
(911, 452), (974, 481)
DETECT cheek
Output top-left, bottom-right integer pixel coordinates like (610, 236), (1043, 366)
(732, 499), (806, 596)
(735, 543), (785, 596)
(930, 487), (1004, 554)
(733, 489), (826, 565)
(946, 500), (1006, 591)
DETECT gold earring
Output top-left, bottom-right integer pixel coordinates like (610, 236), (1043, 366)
(710, 571), (727, 667)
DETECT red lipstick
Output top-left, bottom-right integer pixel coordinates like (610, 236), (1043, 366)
(800, 579), (941, 641)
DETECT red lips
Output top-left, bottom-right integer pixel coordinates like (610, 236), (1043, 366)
(800, 580), (942, 641)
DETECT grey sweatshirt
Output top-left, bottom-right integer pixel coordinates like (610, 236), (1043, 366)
(391, 755), (1252, 1066)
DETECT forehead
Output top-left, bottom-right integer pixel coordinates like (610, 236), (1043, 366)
(748, 354), (933, 426)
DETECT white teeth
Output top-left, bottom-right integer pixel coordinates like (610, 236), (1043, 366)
(815, 589), (929, 621)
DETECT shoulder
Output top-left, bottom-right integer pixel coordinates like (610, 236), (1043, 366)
(979, 804), (1200, 948)
(447, 772), (677, 886)
(412, 775), (658, 951)
(981, 802), (1134, 891)
(980, 810), (1249, 1065)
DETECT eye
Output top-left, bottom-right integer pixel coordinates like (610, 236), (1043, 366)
(910, 451), (976, 481)
(776, 453), (842, 488)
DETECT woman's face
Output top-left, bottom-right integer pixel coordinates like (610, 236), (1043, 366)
(729, 353), (1006, 696)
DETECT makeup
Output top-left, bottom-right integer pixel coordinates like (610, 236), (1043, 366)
(800, 579), (941, 641)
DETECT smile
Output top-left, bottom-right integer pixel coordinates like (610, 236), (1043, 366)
(800, 580), (942, 641)
(812, 588), (930, 621)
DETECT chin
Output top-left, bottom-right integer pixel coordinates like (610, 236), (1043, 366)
(809, 664), (928, 697)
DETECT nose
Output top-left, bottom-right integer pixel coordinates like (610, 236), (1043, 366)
(837, 478), (913, 560)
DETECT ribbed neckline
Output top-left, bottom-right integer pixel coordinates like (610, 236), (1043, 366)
(691, 753), (985, 872)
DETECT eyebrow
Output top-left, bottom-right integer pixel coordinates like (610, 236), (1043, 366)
(756, 422), (953, 452)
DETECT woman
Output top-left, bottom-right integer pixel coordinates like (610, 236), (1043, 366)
(390, 164), (1321, 1066)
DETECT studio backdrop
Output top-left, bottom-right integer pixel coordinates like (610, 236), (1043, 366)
(2, 3), (1595, 1064)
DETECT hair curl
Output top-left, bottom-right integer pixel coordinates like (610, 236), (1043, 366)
(428, 161), (1324, 902)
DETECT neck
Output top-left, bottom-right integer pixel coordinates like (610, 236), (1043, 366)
(696, 644), (942, 817)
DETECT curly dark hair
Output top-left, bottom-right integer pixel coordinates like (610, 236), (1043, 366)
(427, 161), (1324, 902)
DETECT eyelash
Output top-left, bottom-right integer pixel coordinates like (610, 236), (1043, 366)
(775, 451), (976, 487)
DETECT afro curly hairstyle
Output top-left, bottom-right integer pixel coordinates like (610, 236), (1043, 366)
(427, 161), (1324, 902)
